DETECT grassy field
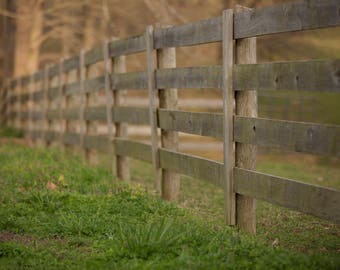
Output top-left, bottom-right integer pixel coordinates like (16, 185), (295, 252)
(130, 152), (340, 255)
(0, 141), (339, 269)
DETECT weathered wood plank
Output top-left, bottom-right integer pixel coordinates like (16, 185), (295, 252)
(63, 108), (80, 120)
(86, 76), (105, 93)
(113, 106), (149, 125)
(32, 90), (43, 101)
(154, 17), (222, 49)
(48, 64), (59, 78)
(63, 132), (81, 146)
(234, 116), (340, 157)
(21, 75), (30, 86)
(157, 42), (180, 201)
(84, 106), (107, 121)
(159, 149), (224, 187)
(34, 71), (44, 81)
(31, 129), (43, 139)
(64, 82), (80, 96)
(111, 71), (147, 90)
(10, 79), (17, 88)
(114, 139), (152, 163)
(64, 76), (105, 96)
(112, 55), (131, 182)
(20, 111), (29, 120)
(233, 59), (340, 92)
(234, 4), (258, 234)
(84, 135), (110, 152)
(31, 111), (42, 121)
(48, 86), (59, 100)
(234, 168), (340, 223)
(85, 46), (104, 66)
(234, 0), (340, 39)
(156, 66), (222, 89)
(158, 109), (223, 138)
(46, 109), (60, 120)
(222, 9), (236, 226)
(63, 55), (80, 72)
(109, 33), (146, 57)
(146, 25), (161, 191)
(45, 130), (59, 142)
(20, 93), (30, 103)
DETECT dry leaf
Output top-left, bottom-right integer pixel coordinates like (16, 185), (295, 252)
(272, 238), (279, 247)
(46, 181), (57, 190)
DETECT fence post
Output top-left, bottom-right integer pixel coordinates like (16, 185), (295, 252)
(156, 27), (180, 201)
(28, 74), (34, 144)
(112, 49), (130, 181)
(58, 59), (65, 150)
(6, 80), (11, 127)
(80, 51), (98, 164)
(235, 5), (257, 234)
(0, 82), (6, 126)
(16, 78), (22, 131)
(222, 9), (236, 225)
(42, 65), (50, 146)
(104, 40), (115, 176)
(146, 25), (161, 192)
(79, 49), (86, 157)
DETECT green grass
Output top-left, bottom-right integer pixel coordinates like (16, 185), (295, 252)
(0, 127), (23, 138)
(129, 154), (340, 255)
(0, 143), (339, 269)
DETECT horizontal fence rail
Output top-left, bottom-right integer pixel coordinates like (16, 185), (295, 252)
(1, 0), (339, 234)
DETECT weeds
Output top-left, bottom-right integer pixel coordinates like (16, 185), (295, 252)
(0, 143), (339, 269)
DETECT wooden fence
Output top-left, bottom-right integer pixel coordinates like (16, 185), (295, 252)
(0, 0), (339, 233)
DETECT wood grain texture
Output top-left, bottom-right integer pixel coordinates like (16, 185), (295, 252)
(103, 39), (115, 175)
(113, 106), (149, 125)
(114, 139), (152, 163)
(45, 130), (59, 142)
(85, 46), (104, 66)
(111, 71), (148, 90)
(234, 59), (340, 92)
(63, 132), (81, 146)
(48, 64), (59, 78)
(222, 9), (235, 226)
(63, 108), (80, 120)
(84, 106), (107, 121)
(154, 17), (222, 48)
(113, 55), (130, 182)
(158, 109), (223, 138)
(146, 25), (161, 191)
(64, 76), (106, 96)
(109, 33), (146, 57)
(48, 87), (59, 100)
(157, 42), (180, 201)
(156, 66), (222, 89)
(46, 109), (60, 120)
(64, 82), (80, 96)
(234, 116), (340, 157)
(235, 5), (257, 234)
(234, 168), (340, 223)
(62, 55), (80, 72)
(86, 76), (106, 93)
(234, 0), (340, 39)
(159, 149), (224, 187)
(84, 135), (110, 152)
